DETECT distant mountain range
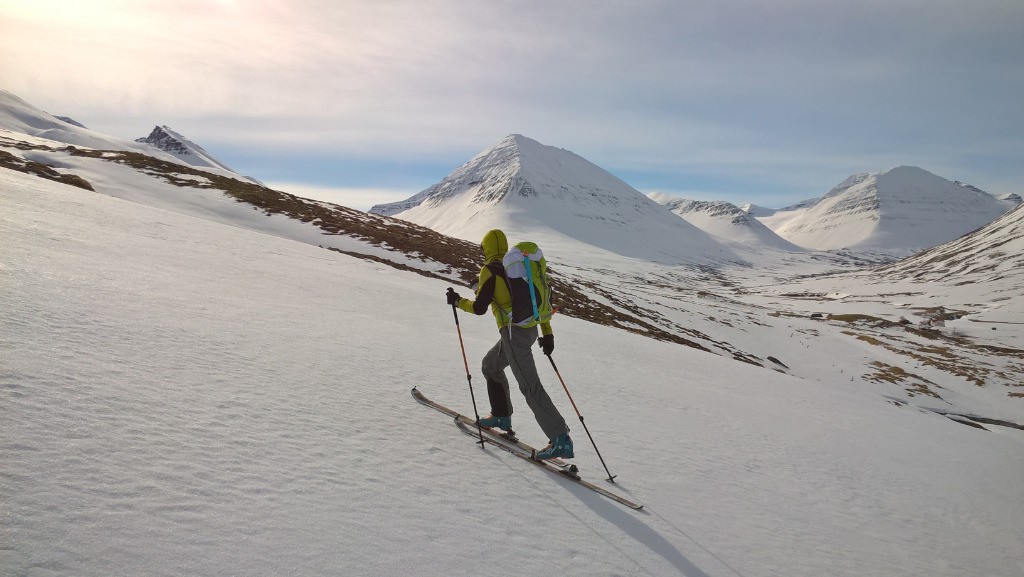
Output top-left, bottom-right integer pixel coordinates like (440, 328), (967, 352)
(2, 87), (1015, 261)
(372, 133), (1012, 260)
(648, 195), (804, 252)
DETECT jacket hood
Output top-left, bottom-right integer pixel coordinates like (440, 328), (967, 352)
(481, 229), (508, 262)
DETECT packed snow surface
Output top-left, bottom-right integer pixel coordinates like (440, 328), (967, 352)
(3, 169), (1023, 577)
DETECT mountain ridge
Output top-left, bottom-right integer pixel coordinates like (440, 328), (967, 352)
(651, 195), (804, 252)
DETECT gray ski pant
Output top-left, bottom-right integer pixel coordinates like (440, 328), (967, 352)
(481, 324), (568, 441)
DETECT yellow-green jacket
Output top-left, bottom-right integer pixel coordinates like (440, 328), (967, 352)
(457, 229), (553, 336)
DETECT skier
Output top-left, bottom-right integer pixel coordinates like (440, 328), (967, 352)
(446, 229), (573, 460)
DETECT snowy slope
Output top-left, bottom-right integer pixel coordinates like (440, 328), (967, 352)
(0, 88), (245, 181)
(54, 115), (87, 128)
(877, 201), (1024, 291)
(4, 169), (1024, 577)
(739, 203), (1024, 424)
(769, 167), (1009, 255)
(651, 194), (804, 251)
(0, 88), (131, 151)
(375, 134), (738, 265)
(0, 135), (484, 290)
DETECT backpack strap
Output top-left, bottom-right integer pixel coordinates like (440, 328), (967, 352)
(485, 261), (506, 283)
(523, 253), (540, 323)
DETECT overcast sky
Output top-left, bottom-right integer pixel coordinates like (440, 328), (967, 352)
(2, 0), (1022, 209)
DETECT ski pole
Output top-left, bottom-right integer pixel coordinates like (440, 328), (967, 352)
(448, 288), (486, 448)
(545, 352), (618, 483)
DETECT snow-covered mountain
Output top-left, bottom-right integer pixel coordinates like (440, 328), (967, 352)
(372, 134), (737, 264)
(999, 192), (1022, 205)
(136, 125), (240, 174)
(765, 167), (1009, 255)
(0, 88), (248, 182)
(651, 194), (804, 251)
(1, 88), (139, 151)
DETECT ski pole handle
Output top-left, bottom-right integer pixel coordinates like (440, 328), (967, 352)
(447, 287), (460, 324)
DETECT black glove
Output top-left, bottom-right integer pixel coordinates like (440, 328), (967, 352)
(446, 288), (461, 306)
(537, 334), (554, 355)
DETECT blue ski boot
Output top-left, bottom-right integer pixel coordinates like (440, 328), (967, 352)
(478, 415), (512, 431)
(536, 432), (574, 460)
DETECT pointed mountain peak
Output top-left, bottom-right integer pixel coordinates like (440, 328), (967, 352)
(493, 133), (542, 149)
(370, 133), (544, 215)
(136, 125), (191, 155)
(499, 133), (531, 145)
(372, 135), (737, 264)
(134, 125), (238, 174)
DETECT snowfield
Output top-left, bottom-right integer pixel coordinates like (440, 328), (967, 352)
(3, 169), (1023, 577)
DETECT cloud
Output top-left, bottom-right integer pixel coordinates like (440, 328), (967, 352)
(3, 0), (1022, 203)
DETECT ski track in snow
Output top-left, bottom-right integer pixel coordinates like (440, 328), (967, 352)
(3, 171), (1024, 577)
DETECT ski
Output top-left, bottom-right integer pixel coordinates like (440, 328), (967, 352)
(452, 418), (576, 473)
(411, 386), (568, 465)
(411, 387), (643, 510)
